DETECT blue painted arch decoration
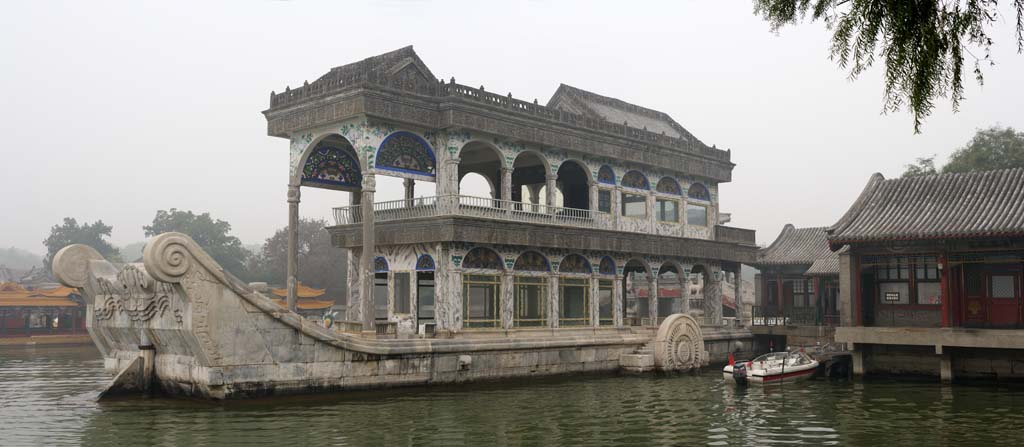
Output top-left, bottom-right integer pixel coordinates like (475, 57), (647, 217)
(513, 251), (551, 272)
(621, 170), (649, 190)
(462, 247), (504, 270)
(687, 183), (710, 201)
(656, 177), (682, 195)
(559, 254), (592, 274)
(301, 144), (362, 190)
(597, 165), (616, 185)
(599, 257), (616, 276)
(375, 131), (436, 177)
(415, 254), (435, 271)
(374, 257), (389, 273)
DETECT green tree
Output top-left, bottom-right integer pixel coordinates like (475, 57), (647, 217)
(943, 125), (1024, 173)
(42, 218), (121, 272)
(901, 155), (939, 177)
(143, 209), (250, 280)
(753, 0), (1024, 132)
(247, 218), (348, 301)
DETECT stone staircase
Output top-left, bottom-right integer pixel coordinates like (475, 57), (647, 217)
(620, 342), (656, 373)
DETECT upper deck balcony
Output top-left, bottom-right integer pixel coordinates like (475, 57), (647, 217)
(332, 194), (756, 246)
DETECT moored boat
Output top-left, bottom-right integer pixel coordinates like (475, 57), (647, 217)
(723, 350), (818, 385)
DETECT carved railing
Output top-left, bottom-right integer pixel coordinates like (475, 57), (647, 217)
(332, 195), (604, 230)
(751, 306), (836, 327)
(268, 70), (730, 162)
(715, 225), (757, 246)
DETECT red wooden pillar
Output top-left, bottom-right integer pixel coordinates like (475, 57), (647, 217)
(855, 256), (863, 326)
(940, 254), (951, 327)
(813, 277), (822, 324)
(776, 272), (785, 317)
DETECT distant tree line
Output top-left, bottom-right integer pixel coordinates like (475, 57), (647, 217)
(902, 125), (1024, 177)
(42, 211), (347, 302)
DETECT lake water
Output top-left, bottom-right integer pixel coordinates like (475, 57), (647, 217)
(2, 345), (1024, 446)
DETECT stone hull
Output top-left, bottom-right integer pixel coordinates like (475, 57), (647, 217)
(53, 233), (728, 400)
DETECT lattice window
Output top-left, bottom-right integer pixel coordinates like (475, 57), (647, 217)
(992, 275), (1016, 299)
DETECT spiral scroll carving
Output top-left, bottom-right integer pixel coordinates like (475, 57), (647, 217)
(143, 232), (199, 284)
(52, 244), (104, 288)
(653, 314), (707, 371)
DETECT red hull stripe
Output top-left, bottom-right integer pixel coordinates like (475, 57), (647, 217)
(756, 368), (816, 382)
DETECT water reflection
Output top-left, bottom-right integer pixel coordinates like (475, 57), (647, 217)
(2, 346), (1024, 446)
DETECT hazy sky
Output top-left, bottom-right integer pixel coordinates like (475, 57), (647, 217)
(3, 1), (1023, 255)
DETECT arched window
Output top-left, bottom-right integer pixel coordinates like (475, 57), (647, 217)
(599, 257), (617, 276)
(302, 143), (362, 189)
(462, 247), (504, 270)
(656, 177), (681, 195)
(687, 183), (710, 201)
(558, 254), (592, 274)
(657, 264), (683, 320)
(513, 251), (551, 272)
(597, 165), (616, 185)
(461, 247), (502, 328)
(558, 254), (592, 326)
(623, 259), (651, 326)
(512, 251), (549, 327)
(373, 257), (389, 320)
(686, 183), (711, 226)
(621, 170), (649, 190)
(376, 131), (436, 177)
(415, 255), (435, 328)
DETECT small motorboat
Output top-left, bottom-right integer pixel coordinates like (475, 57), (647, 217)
(723, 350), (819, 385)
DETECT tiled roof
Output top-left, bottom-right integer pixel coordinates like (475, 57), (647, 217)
(546, 84), (702, 143)
(828, 168), (1024, 246)
(756, 225), (835, 267)
(805, 246), (847, 276)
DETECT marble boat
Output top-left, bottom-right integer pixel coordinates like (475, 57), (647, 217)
(52, 234), (714, 399)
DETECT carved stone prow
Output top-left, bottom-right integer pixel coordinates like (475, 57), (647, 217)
(53, 243), (158, 399)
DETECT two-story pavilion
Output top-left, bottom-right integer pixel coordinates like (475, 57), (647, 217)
(831, 168), (1024, 381)
(751, 225), (841, 348)
(262, 46), (757, 337)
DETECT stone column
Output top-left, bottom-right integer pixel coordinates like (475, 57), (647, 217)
(614, 274), (624, 326)
(613, 186), (622, 228)
(501, 167), (513, 209)
(436, 153), (459, 214)
(590, 274), (600, 327)
(286, 185), (301, 311)
(347, 249), (362, 322)
(549, 274), (559, 328)
(704, 266), (723, 326)
(735, 269), (747, 327)
(450, 267), (464, 332)
(588, 182), (598, 214)
(648, 276), (658, 325)
(527, 184), (541, 213)
(360, 172), (376, 331)
(646, 192), (656, 233)
(546, 174), (558, 210)
(501, 272), (514, 329)
(838, 251), (855, 327)
(403, 178), (415, 207)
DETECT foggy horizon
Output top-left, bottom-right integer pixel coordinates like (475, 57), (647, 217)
(4, 1), (1024, 258)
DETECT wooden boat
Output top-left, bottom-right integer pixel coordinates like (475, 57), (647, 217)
(723, 350), (818, 385)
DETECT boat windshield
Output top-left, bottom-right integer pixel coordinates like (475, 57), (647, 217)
(750, 351), (812, 367)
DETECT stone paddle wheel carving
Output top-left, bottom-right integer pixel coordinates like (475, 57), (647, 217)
(652, 314), (708, 371)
